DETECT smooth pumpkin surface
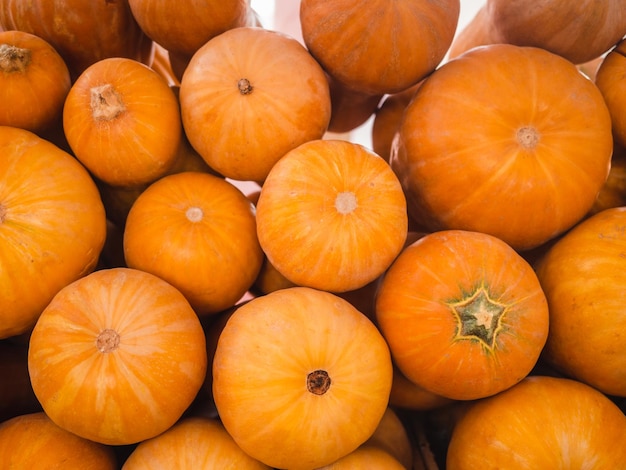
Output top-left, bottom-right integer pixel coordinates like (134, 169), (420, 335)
(0, 126), (107, 338)
(317, 445), (406, 469)
(446, 375), (626, 468)
(28, 267), (208, 445)
(0, 412), (117, 469)
(595, 38), (626, 149)
(535, 207), (626, 396)
(376, 230), (549, 400)
(212, 286), (393, 470)
(0, 30), (70, 133)
(256, 139), (408, 293)
(63, 57), (182, 188)
(391, 43), (613, 251)
(300, 0), (460, 95)
(180, 26), (331, 182)
(123, 171), (263, 315)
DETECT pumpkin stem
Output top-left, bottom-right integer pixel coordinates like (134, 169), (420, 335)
(516, 126), (540, 150)
(96, 328), (120, 353)
(237, 78), (254, 95)
(90, 84), (126, 121)
(0, 44), (31, 73)
(335, 191), (357, 214)
(450, 286), (507, 349)
(186, 206), (204, 222)
(307, 369), (331, 395)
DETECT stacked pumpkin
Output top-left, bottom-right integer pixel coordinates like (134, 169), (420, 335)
(1, 0), (626, 468)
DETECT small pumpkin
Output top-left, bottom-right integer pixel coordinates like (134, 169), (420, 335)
(389, 366), (454, 411)
(375, 230), (549, 400)
(256, 139), (408, 293)
(0, 30), (70, 134)
(595, 37), (626, 149)
(212, 286), (393, 469)
(317, 445), (406, 469)
(27, 267), (208, 445)
(364, 407), (414, 470)
(589, 141), (626, 215)
(446, 375), (626, 468)
(326, 73), (384, 134)
(63, 57), (182, 188)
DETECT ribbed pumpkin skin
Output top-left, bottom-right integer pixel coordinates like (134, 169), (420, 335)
(212, 287), (393, 470)
(27, 267), (208, 446)
(446, 376), (626, 469)
(0, 126), (106, 339)
(595, 38), (626, 149)
(391, 44), (613, 251)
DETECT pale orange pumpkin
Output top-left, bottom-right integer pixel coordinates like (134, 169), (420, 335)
(256, 139), (408, 293)
(595, 38), (626, 148)
(27, 267), (208, 445)
(123, 171), (264, 315)
(446, 375), (626, 468)
(179, 26), (331, 182)
(391, 43), (613, 251)
(63, 57), (182, 188)
(0, 126), (107, 339)
(212, 286), (393, 469)
(0, 30), (71, 134)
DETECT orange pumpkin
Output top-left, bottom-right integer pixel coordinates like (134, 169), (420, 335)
(179, 26), (331, 182)
(256, 139), (408, 293)
(122, 416), (270, 469)
(300, 0), (460, 95)
(0, 0), (152, 81)
(0, 30), (70, 134)
(212, 286), (393, 469)
(27, 267), (208, 445)
(63, 57), (182, 188)
(375, 230), (549, 400)
(0, 126), (106, 338)
(391, 43), (613, 251)
(447, 5), (497, 60)
(389, 366), (454, 411)
(595, 38), (626, 148)
(316, 445), (406, 469)
(123, 171), (263, 315)
(535, 207), (626, 396)
(590, 142), (626, 215)
(446, 375), (626, 468)
(326, 74), (384, 134)
(364, 407), (414, 470)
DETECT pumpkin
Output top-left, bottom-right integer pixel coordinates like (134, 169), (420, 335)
(316, 446), (406, 469)
(364, 407), (414, 470)
(212, 286), (393, 469)
(447, 5), (497, 60)
(63, 57), (182, 188)
(391, 43), (613, 251)
(595, 38), (626, 148)
(389, 366), (454, 411)
(326, 73), (384, 134)
(122, 416), (271, 469)
(27, 267), (208, 445)
(0, 30), (70, 134)
(179, 26), (331, 182)
(590, 142), (626, 215)
(375, 230), (549, 401)
(534, 207), (626, 396)
(256, 139), (408, 293)
(123, 171), (264, 315)
(0, 126), (107, 338)
(0, 412), (117, 469)
(446, 375), (626, 468)
(0, 0), (152, 81)
(300, 0), (460, 95)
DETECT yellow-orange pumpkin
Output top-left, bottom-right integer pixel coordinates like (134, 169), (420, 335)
(317, 445), (406, 469)
(595, 38), (626, 149)
(28, 267), (208, 445)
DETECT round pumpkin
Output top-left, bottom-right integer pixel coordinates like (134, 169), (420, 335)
(179, 26), (331, 182)
(300, 0), (460, 95)
(317, 445), (406, 469)
(389, 366), (454, 411)
(446, 375), (626, 468)
(256, 139), (408, 293)
(0, 412), (117, 469)
(391, 43), (613, 251)
(212, 286), (393, 469)
(63, 57), (182, 188)
(535, 207), (626, 396)
(326, 73), (384, 134)
(123, 171), (264, 315)
(27, 267), (208, 445)
(0, 126), (107, 338)
(364, 407), (414, 470)
(375, 229), (549, 400)
(122, 416), (270, 469)
(595, 38), (626, 149)
(0, 30), (70, 133)
(590, 142), (626, 215)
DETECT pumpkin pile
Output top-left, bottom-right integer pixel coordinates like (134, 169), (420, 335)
(1, 0), (626, 468)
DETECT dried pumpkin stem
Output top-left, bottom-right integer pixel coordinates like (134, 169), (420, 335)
(96, 328), (120, 353)
(335, 191), (357, 214)
(0, 44), (31, 73)
(90, 84), (126, 121)
(307, 369), (331, 395)
(516, 126), (540, 150)
(238, 78), (254, 95)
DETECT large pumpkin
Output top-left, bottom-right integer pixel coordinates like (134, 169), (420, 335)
(179, 26), (331, 182)
(27, 267), (208, 445)
(446, 375), (626, 468)
(0, 126), (106, 338)
(534, 207), (626, 396)
(299, 0), (460, 95)
(375, 230), (549, 400)
(595, 38), (626, 149)
(391, 43), (613, 251)
(255, 139), (408, 293)
(212, 286), (393, 469)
